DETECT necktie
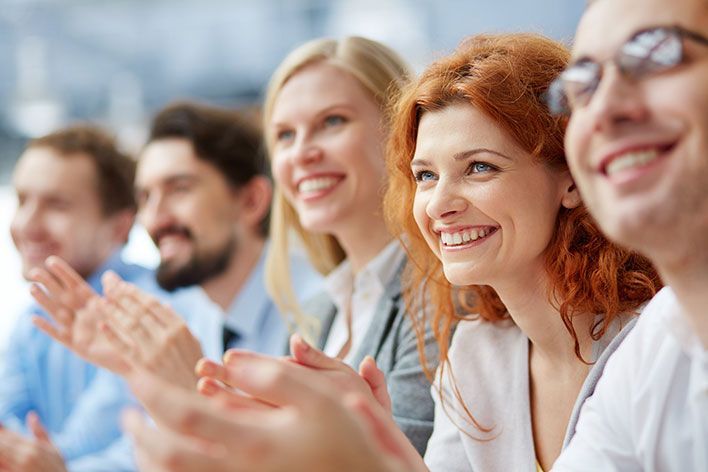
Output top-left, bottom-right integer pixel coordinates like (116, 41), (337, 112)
(222, 325), (239, 354)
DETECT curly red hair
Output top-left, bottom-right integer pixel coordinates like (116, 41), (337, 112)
(384, 34), (661, 389)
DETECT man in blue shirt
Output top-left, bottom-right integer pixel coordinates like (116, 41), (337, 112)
(0, 126), (152, 470)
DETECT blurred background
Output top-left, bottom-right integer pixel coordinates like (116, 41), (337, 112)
(0, 0), (585, 345)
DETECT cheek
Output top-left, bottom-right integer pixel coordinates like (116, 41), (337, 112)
(271, 156), (297, 201)
(412, 194), (435, 245)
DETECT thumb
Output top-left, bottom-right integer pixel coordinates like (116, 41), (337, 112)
(359, 356), (392, 413)
(27, 411), (51, 444)
(290, 333), (342, 371)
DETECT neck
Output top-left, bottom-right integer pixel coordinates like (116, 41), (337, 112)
(492, 266), (594, 369)
(201, 235), (265, 312)
(659, 250), (708, 348)
(332, 213), (392, 274)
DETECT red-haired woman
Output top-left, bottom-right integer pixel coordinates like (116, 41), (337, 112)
(383, 33), (661, 471)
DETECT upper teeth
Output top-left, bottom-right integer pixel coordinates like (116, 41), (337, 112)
(440, 228), (489, 246)
(606, 149), (659, 176)
(298, 177), (339, 194)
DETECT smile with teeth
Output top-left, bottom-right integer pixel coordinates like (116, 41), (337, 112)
(439, 227), (497, 247)
(297, 176), (341, 194)
(604, 148), (660, 177)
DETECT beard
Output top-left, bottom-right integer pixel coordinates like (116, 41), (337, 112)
(154, 225), (237, 292)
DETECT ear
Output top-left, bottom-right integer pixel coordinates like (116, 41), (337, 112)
(560, 172), (582, 209)
(233, 176), (272, 234)
(109, 209), (137, 245)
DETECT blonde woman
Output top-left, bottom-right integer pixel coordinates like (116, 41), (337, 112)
(258, 36), (436, 454)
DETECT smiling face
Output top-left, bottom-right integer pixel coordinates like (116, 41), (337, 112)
(11, 147), (125, 279)
(565, 0), (708, 266)
(412, 103), (577, 289)
(269, 61), (387, 237)
(136, 139), (243, 291)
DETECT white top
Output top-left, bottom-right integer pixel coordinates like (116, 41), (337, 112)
(553, 287), (708, 472)
(322, 240), (405, 366)
(424, 314), (634, 472)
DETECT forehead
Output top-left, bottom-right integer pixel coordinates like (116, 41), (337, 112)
(414, 103), (523, 160)
(574, 0), (708, 59)
(13, 147), (98, 196)
(271, 62), (376, 121)
(138, 138), (212, 184)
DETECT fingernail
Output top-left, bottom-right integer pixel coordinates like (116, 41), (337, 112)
(197, 378), (217, 395)
(196, 359), (216, 377)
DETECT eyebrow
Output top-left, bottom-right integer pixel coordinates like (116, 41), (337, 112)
(411, 148), (513, 167)
(271, 103), (357, 128)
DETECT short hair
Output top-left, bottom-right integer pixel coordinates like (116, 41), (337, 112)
(147, 101), (269, 236)
(261, 36), (411, 340)
(384, 33), (661, 407)
(28, 125), (136, 216)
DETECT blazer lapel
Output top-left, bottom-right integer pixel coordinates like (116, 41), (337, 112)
(349, 259), (405, 368)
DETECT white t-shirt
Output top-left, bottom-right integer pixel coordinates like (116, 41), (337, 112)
(553, 287), (708, 471)
(322, 241), (404, 366)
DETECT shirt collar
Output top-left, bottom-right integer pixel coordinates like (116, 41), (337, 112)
(324, 240), (404, 309)
(222, 243), (271, 341)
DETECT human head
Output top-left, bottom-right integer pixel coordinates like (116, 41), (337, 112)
(262, 36), (410, 336)
(11, 125), (136, 279)
(384, 34), (660, 369)
(564, 0), (708, 276)
(137, 102), (271, 291)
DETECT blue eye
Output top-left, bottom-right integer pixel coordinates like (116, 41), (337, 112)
(324, 115), (346, 127)
(469, 162), (496, 174)
(413, 170), (437, 182)
(276, 129), (295, 142)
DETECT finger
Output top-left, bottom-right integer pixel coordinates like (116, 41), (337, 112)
(28, 266), (65, 298)
(197, 378), (274, 411)
(221, 350), (334, 411)
(290, 333), (349, 372)
(123, 283), (177, 328)
(196, 359), (231, 386)
(29, 284), (70, 326)
(26, 412), (51, 444)
(46, 256), (94, 298)
(359, 356), (392, 412)
(128, 371), (268, 442)
(346, 393), (416, 464)
(101, 270), (124, 295)
(101, 319), (136, 360)
(32, 315), (71, 345)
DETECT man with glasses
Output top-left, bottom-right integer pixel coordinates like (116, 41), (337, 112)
(548, 0), (708, 469)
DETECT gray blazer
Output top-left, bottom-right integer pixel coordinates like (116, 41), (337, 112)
(304, 259), (438, 456)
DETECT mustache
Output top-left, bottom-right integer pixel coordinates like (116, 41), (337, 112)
(152, 225), (193, 245)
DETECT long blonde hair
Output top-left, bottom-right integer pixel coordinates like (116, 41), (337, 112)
(263, 36), (410, 342)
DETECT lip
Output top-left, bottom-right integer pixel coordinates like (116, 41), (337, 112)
(293, 172), (345, 188)
(294, 172), (346, 202)
(434, 225), (500, 252)
(595, 140), (676, 176)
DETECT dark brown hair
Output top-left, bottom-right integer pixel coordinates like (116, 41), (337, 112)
(148, 101), (270, 236)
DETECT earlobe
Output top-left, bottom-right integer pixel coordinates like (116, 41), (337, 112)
(561, 181), (582, 209)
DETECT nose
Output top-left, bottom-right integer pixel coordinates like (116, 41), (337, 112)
(425, 179), (468, 221)
(138, 191), (174, 238)
(586, 65), (649, 133)
(10, 200), (46, 241)
(290, 135), (324, 166)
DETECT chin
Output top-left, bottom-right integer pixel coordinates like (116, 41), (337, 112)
(442, 264), (479, 287)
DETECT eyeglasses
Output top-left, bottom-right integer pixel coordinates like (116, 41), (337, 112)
(546, 25), (708, 116)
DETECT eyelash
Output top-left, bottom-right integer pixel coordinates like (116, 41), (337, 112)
(413, 161), (498, 182)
